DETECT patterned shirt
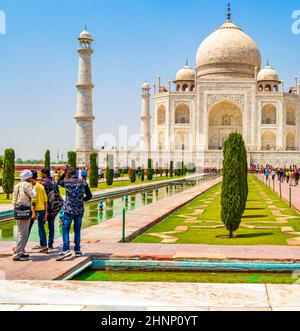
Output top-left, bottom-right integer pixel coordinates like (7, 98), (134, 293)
(58, 175), (92, 216)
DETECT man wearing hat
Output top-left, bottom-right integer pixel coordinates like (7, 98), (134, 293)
(12, 170), (37, 261)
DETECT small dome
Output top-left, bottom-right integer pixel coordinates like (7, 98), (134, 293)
(142, 81), (150, 88)
(257, 65), (279, 82)
(78, 29), (93, 41)
(175, 65), (195, 81)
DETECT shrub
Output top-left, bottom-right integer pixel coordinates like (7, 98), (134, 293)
(141, 167), (145, 181)
(68, 151), (77, 169)
(221, 133), (248, 238)
(89, 153), (99, 188)
(44, 150), (51, 169)
(159, 168), (163, 177)
(147, 159), (154, 181)
(129, 160), (136, 183)
(165, 168), (169, 177)
(3, 148), (15, 199)
(170, 161), (174, 178)
(106, 154), (114, 186)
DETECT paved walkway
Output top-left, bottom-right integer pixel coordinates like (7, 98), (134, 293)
(1, 242), (300, 281)
(257, 174), (300, 213)
(0, 281), (299, 311)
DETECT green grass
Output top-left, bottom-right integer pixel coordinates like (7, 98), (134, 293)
(133, 174), (300, 246)
(0, 193), (12, 205)
(73, 270), (296, 284)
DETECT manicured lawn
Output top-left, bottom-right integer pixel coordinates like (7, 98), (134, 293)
(0, 193), (12, 205)
(133, 175), (300, 246)
(73, 270), (296, 284)
(91, 176), (183, 192)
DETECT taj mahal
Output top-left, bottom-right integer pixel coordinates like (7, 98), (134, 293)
(74, 5), (300, 170)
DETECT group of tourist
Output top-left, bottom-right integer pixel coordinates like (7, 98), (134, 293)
(258, 166), (300, 187)
(12, 165), (92, 262)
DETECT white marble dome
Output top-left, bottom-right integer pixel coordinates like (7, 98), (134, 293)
(196, 20), (261, 78)
(175, 65), (195, 81)
(78, 29), (93, 41)
(142, 81), (150, 88)
(257, 65), (279, 82)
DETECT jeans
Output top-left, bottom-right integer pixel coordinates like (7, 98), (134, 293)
(62, 213), (83, 252)
(47, 215), (56, 248)
(37, 211), (47, 248)
(28, 214), (56, 248)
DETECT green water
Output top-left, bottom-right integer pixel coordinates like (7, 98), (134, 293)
(0, 180), (197, 242)
(72, 270), (296, 284)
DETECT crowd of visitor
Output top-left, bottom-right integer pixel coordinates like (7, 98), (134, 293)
(256, 166), (300, 187)
(12, 165), (92, 262)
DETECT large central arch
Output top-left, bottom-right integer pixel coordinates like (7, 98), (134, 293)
(208, 100), (243, 150)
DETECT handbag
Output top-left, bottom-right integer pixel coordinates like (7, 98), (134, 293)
(14, 205), (32, 220)
(14, 184), (33, 220)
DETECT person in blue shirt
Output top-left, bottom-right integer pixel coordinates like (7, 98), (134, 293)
(56, 166), (92, 261)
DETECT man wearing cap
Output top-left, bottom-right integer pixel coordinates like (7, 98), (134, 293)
(12, 170), (37, 261)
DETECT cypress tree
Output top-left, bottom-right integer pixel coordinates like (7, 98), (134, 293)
(129, 160), (136, 183)
(3, 148), (15, 199)
(89, 153), (99, 188)
(141, 166), (145, 181)
(44, 150), (51, 169)
(68, 151), (77, 169)
(147, 158), (154, 181)
(106, 154), (114, 186)
(170, 161), (174, 178)
(221, 133), (247, 238)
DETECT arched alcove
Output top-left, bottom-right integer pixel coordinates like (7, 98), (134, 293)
(261, 104), (276, 125)
(261, 132), (276, 151)
(208, 100), (243, 150)
(175, 104), (190, 124)
(157, 105), (166, 125)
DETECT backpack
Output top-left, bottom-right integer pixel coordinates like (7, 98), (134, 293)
(48, 189), (64, 217)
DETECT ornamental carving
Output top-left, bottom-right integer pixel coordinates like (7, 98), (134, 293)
(207, 94), (244, 107)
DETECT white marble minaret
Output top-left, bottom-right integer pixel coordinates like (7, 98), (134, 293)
(140, 82), (151, 155)
(74, 27), (95, 166)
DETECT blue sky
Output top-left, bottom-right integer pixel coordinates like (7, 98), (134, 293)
(0, 0), (299, 160)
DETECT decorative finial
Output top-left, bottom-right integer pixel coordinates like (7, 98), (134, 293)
(267, 59), (269, 66)
(227, 2), (231, 22)
(186, 58), (189, 66)
(84, 24), (87, 31)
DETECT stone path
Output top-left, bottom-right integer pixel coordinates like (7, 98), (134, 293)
(256, 175), (300, 246)
(0, 280), (300, 311)
(2, 242), (300, 281)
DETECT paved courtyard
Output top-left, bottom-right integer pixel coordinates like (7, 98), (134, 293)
(0, 281), (300, 311)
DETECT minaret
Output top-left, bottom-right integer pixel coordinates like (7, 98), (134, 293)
(140, 82), (151, 155)
(74, 26), (95, 166)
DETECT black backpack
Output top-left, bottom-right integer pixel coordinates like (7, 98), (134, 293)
(48, 189), (64, 217)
